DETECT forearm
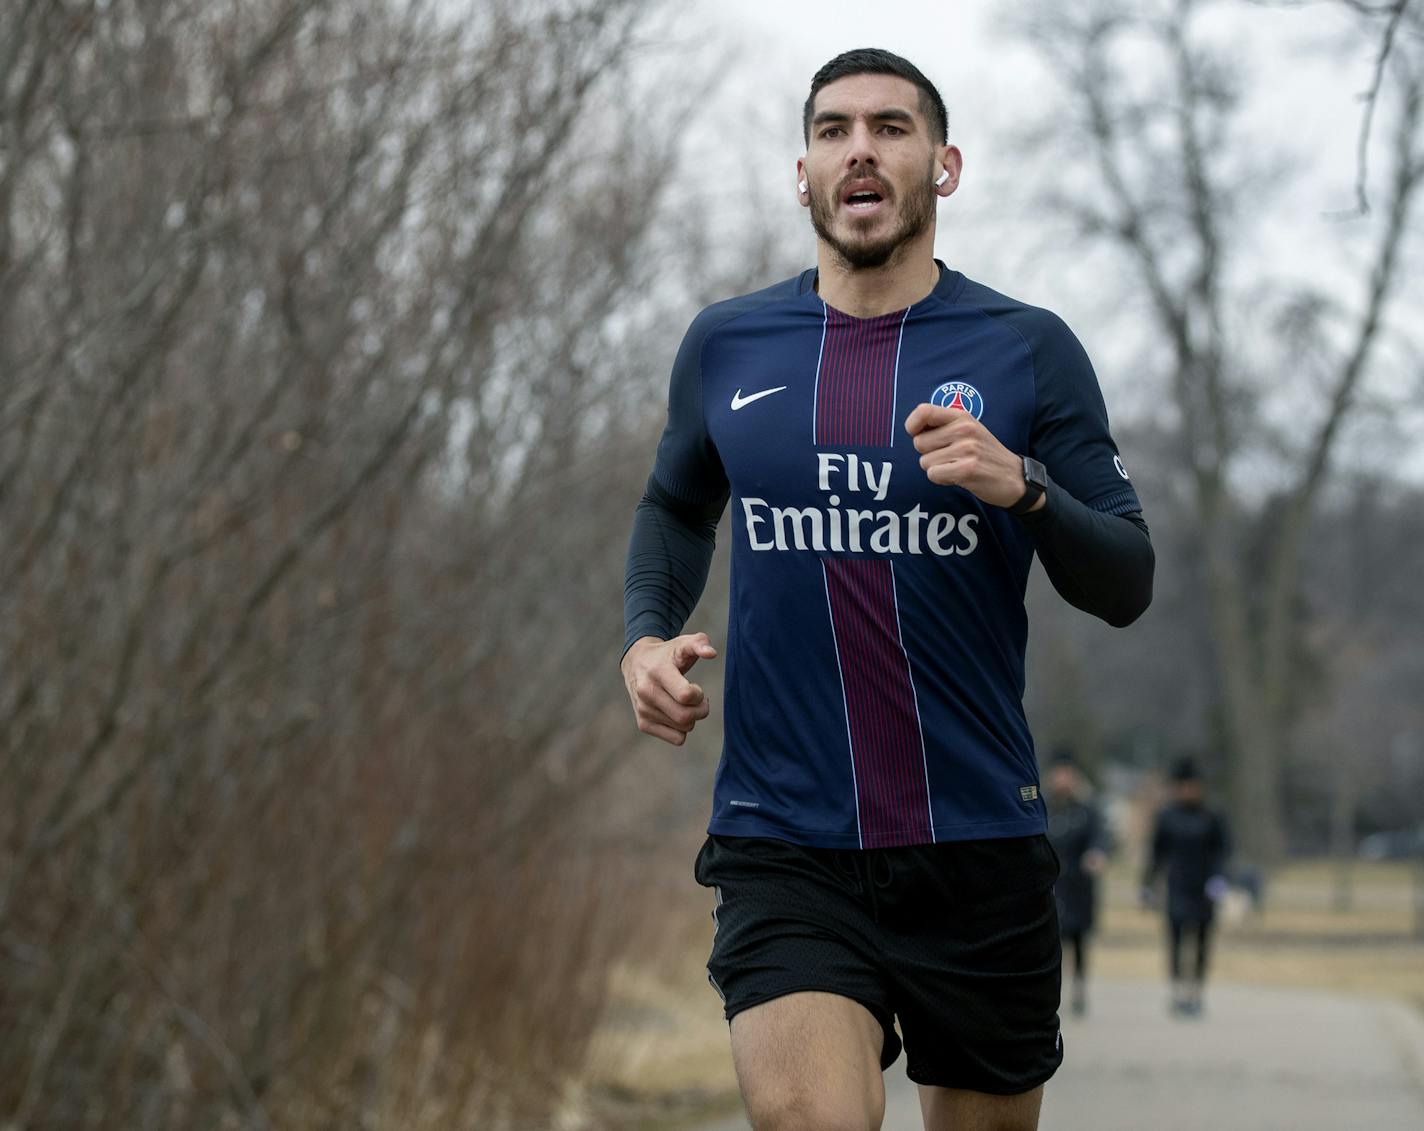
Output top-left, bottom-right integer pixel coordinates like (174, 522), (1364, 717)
(1091, 812), (1113, 857)
(1210, 826), (1230, 878)
(1017, 476), (1154, 627)
(622, 476), (723, 657)
(1142, 828), (1166, 888)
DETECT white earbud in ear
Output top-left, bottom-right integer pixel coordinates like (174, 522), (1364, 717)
(798, 179), (808, 194)
(934, 169), (950, 187)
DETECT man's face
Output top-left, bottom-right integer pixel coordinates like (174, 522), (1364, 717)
(799, 74), (948, 270)
(1049, 764), (1078, 798)
(1173, 779), (1204, 805)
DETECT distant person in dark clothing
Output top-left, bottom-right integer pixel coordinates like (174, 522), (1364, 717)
(1140, 757), (1230, 1017)
(1045, 748), (1111, 1017)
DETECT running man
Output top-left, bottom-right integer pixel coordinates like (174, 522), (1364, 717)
(1045, 748), (1112, 1019)
(1141, 757), (1231, 1018)
(622, 49), (1154, 1131)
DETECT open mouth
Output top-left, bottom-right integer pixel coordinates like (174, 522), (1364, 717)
(841, 179), (889, 215)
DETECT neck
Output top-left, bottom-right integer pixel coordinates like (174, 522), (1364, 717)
(815, 230), (941, 318)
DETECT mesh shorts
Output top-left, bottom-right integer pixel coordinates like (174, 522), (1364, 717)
(693, 832), (1064, 1095)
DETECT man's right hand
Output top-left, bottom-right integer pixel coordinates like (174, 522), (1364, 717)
(621, 633), (718, 746)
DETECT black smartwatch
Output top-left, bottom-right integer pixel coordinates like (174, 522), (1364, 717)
(1009, 456), (1048, 515)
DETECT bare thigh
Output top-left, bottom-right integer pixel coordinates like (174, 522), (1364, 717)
(729, 991), (886, 1131)
(918, 1082), (1044, 1131)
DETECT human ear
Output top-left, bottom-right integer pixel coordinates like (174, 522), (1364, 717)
(934, 145), (963, 196)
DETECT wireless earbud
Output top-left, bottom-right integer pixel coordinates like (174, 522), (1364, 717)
(798, 180), (808, 194)
(934, 169), (950, 187)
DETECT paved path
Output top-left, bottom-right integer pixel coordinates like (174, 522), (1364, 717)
(696, 979), (1424, 1130)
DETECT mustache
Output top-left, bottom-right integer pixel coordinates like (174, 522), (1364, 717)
(834, 173), (893, 198)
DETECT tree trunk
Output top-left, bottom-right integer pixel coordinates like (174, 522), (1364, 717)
(1327, 725), (1358, 912)
(1200, 501), (1286, 865)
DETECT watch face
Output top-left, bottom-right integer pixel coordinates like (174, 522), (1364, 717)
(1012, 457), (1048, 515)
(1024, 457), (1048, 491)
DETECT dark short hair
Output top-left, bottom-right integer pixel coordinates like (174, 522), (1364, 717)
(803, 48), (949, 146)
(1170, 756), (1202, 783)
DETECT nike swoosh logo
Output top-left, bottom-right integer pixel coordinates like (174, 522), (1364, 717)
(731, 385), (788, 411)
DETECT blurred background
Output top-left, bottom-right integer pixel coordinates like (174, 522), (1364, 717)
(1, 0), (1422, 1128)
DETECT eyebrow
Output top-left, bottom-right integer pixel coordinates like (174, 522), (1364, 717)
(811, 106), (917, 129)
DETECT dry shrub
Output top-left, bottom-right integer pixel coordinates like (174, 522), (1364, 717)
(0, 0), (734, 1126)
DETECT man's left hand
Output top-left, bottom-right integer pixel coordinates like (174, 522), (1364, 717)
(904, 403), (1042, 512)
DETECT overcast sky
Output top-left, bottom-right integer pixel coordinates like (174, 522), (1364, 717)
(691, 0), (1373, 268)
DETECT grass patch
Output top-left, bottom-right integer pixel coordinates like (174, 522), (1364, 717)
(1095, 858), (1424, 1009)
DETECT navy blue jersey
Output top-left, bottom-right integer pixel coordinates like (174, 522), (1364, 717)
(640, 264), (1141, 849)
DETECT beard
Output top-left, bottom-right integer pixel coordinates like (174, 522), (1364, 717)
(808, 160), (937, 270)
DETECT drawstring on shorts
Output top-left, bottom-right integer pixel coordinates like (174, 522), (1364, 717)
(833, 849), (896, 922)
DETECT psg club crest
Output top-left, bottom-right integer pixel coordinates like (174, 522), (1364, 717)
(930, 380), (984, 419)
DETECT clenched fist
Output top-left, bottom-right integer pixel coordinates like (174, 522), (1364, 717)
(621, 632), (718, 746)
(904, 403), (1043, 512)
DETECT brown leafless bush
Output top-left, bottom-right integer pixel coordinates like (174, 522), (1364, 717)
(0, 0), (732, 1126)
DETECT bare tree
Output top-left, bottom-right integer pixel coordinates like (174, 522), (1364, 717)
(1246, 0), (1418, 214)
(1011, 0), (1424, 862)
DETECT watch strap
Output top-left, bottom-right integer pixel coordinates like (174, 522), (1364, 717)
(1010, 456), (1047, 515)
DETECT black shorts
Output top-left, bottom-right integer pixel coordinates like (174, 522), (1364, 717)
(693, 833), (1063, 1095)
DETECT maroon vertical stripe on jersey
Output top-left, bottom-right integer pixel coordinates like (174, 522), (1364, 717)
(816, 303), (928, 846)
(815, 306), (904, 446)
(822, 557), (931, 848)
